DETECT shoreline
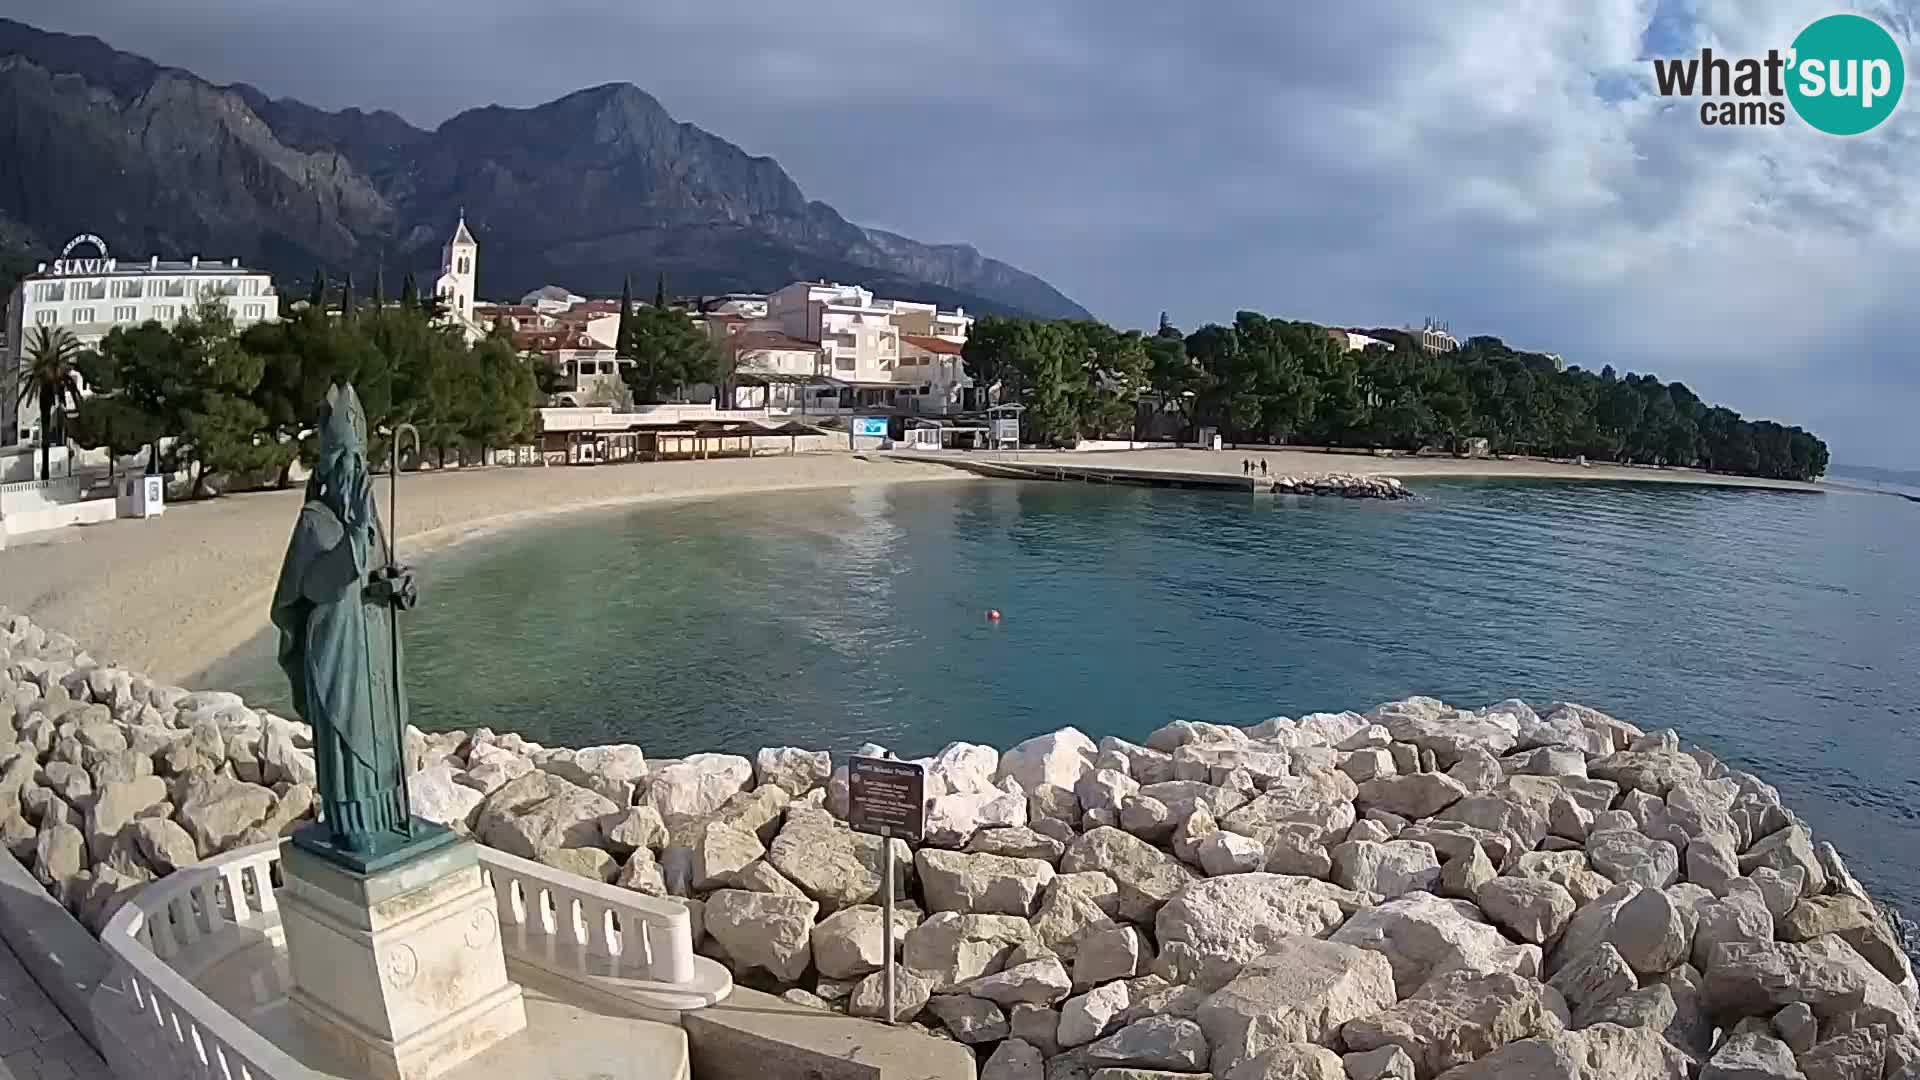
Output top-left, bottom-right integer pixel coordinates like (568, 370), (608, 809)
(976, 446), (1828, 493)
(0, 453), (977, 686)
(0, 446), (1839, 688)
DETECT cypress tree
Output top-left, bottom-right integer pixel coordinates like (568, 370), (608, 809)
(654, 272), (666, 310)
(341, 273), (356, 321)
(616, 274), (634, 358)
(373, 267), (386, 310)
(307, 269), (325, 309)
(399, 272), (418, 311)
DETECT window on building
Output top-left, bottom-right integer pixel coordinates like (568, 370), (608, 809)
(152, 304), (176, 320)
(72, 308), (95, 324)
(112, 280), (143, 299)
(113, 305), (138, 322)
(32, 283), (64, 302)
(243, 304), (266, 320)
(34, 310), (57, 326)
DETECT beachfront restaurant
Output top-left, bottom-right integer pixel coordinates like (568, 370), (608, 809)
(535, 409), (825, 464)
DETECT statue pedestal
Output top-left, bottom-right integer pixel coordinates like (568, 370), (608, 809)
(280, 829), (527, 1080)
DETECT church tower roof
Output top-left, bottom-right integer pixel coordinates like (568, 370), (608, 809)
(450, 213), (476, 248)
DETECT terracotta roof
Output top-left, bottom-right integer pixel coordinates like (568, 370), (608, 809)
(901, 334), (964, 355)
(733, 331), (820, 353)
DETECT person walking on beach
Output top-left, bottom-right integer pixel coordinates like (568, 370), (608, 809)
(1261, 459), (1269, 476)
(1242, 459), (1250, 474)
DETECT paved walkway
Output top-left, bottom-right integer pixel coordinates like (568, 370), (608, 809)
(0, 934), (109, 1080)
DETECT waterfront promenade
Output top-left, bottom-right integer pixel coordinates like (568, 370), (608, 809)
(0, 935), (108, 1080)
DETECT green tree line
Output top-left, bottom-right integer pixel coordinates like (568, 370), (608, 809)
(963, 312), (1829, 481)
(31, 286), (541, 493)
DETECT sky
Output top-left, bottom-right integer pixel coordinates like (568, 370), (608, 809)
(14, 0), (1920, 467)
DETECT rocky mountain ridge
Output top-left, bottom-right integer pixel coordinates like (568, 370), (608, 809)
(0, 19), (1088, 318)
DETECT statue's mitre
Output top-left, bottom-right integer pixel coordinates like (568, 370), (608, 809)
(317, 383), (368, 467)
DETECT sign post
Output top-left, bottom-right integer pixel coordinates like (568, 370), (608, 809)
(846, 756), (926, 1025)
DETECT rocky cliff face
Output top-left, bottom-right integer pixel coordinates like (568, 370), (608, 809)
(0, 19), (1088, 318)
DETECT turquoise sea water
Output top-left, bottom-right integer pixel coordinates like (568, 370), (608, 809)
(207, 477), (1920, 912)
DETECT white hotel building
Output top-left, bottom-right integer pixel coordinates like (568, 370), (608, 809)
(3, 236), (277, 447)
(760, 281), (974, 411)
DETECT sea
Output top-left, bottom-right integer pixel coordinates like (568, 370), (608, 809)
(206, 474), (1920, 914)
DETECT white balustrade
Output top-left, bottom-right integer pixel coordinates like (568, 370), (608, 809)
(96, 838), (730, 1080)
(100, 841), (311, 1080)
(476, 847), (729, 1012)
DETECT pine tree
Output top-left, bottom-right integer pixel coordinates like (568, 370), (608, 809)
(341, 273), (356, 321)
(616, 274), (634, 358)
(654, 272), (667, 310)
(307, 269), (326, 309)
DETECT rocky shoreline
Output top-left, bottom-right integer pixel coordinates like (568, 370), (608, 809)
(4, 605), (1917, 1080)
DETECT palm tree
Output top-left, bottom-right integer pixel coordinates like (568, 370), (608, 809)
(16, 325), (85, 481)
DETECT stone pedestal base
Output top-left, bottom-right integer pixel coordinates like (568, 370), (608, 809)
(280, 835), (527, 1080)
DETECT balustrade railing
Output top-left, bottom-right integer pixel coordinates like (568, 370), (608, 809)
(99, 842), (310, 1080)
(97, 837), (730, 1079)
(478, 847), (730, 1012)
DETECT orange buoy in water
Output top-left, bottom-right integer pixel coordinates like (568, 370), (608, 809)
(986, 609), (1002, 622)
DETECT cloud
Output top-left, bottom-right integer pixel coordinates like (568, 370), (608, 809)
(14, 0), (1920, 464)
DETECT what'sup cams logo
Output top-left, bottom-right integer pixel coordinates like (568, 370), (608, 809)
(1652, 13), (1905, 134)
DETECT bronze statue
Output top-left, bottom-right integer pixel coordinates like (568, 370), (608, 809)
(271, 384), (425, 864)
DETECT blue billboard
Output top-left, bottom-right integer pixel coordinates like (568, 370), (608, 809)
(853, 417), (889, 438)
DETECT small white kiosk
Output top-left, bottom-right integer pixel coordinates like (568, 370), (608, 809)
(118, 473), (166, 519)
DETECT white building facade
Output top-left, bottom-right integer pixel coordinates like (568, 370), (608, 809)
(761, 281), (974, 411)
(766, 281), (902, 398)
(3, 234), (277, 447)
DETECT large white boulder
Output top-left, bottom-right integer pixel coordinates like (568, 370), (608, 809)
(644, 753), (752, 819)
(1331, 840), (1441, 897)
(998, 728), (1097, 794)
(1156, 874), (1366, 967)
(810, 903), (920, 980)
(924, 741), (1000, 796)
(476, 771), (617, 860)
(904, 911), (1039, 988)
(765, 807), (889, 911)
(926, 779), (1027, 847)
(1061, 826), (1199, 923)
(407, 764), (484, 831)
(1328, 892), (1541, 998)
(916, 848), (1056, 917)
(1194, 937), (1397, 1075)
(703, 888), (818, 982)
(1340, 969), (1570, 1079)
(754, 747), (831, 796)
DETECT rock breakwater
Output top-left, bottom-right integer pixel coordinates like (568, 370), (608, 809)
(1268, 473), (1411, 499)
(3, 604), (1917, 1079)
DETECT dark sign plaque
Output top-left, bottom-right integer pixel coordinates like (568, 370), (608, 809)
(847, 756), (926, 843)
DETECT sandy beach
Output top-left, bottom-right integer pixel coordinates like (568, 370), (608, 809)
(992, 446), (1827, 492)
(0, 444), (1826, 688)
(0, 453), (972, 685)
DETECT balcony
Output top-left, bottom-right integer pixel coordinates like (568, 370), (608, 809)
(95, 839), (730, 1079)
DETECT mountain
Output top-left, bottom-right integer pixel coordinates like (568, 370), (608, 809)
(0, 19), (1090, 319)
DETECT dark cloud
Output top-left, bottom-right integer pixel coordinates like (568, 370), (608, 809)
(16, 0), (1920, 464)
